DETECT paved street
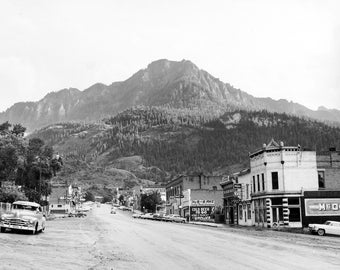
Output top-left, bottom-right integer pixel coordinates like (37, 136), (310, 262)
(1, 204), (340, 270)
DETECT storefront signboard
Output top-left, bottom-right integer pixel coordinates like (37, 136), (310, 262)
(305, 198), (340, 216)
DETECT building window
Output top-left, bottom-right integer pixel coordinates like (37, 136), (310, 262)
(271, 172), (279, 190)
(246, 184), (249, 199)
(288, 208), (301, 222)
(254, 200), (259, 222)
(247, 204), (251, 219)
(257, 175), (260, 192)
(318, 171), (325, 189)
(239, 205), (243, 220)
(212, 186), (217, 191)
(253, 176), (256, 193)
(262, 173), (265, 190)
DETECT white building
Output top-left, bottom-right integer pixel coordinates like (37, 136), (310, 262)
(250, 139), (318, 228)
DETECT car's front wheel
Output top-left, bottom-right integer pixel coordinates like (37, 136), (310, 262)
(32, 223), (38, 235)
(317, 229), (325, 236)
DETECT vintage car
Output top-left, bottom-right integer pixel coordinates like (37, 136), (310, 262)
(308, 220), (340, 236)
(169, 214), (186, 223)
(0, 201), (46, 234)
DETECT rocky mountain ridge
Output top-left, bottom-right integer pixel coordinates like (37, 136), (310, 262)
(1, 59), (340, 131)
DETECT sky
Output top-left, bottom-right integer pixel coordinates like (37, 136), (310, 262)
(0, 0), (339, 112)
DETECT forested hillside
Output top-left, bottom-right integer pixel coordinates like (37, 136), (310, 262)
(32, 107), (340, 187)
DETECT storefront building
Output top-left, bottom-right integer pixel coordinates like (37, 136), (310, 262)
(220, 169), (252, 226)
(166, 174), (223, 219)
(302, 190), (340, 226)
(250, 139), (318, 228)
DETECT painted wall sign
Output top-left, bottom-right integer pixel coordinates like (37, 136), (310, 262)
(305, 198), (340, 216)
(191, 200), (215, 206)
(190, 206), (215, 221)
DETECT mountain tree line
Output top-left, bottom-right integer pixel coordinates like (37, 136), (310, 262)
(101, 108), (340, 176)
(28, 107), (340, 182)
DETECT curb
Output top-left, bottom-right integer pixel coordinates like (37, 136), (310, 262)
(189, 222), (222, 228)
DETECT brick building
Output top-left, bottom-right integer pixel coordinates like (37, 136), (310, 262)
(316, 148), (340, 189)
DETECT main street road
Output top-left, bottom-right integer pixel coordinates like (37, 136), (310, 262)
(1, 204), (340, 270)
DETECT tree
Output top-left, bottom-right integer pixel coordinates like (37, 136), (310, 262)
(118, 194), (125, 204)
(140, 191), (162, 213)
(102, 195), (113, 204)
(84, 191), (95, 202)
(0, 121), (62, 204)
(11, 124), (26, 137)
(0, 189), (27, 203)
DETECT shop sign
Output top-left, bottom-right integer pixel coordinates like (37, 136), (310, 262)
(234, 183), (242, 189)
(191, 200), (215, 206)
(305, 199), (340, 216)
(190, 206), (215, 221)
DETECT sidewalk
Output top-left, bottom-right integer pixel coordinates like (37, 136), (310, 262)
(188, 221), (310, 234)
(188, 221), (225, 228)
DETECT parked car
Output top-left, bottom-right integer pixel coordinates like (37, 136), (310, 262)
(169, 214), (186, 223)
(161, 214), (173, 222)
(152, 213), (160, 220)
(309, 221), (340, 236)
(69, 209), (87, 217)
(132, 211), (143, 218)
(0, 201), (46, 234)
(141, 213), (154, 220)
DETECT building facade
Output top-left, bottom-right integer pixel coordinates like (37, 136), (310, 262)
(166, 174), (223, 221)
(250, 139), (318, 228)
(316, 148), (340, 190)
(222, 139), (322, 228)
(221, 169), (253, 226)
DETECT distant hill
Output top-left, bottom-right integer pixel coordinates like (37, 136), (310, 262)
(1, 59), (340, 132)
(31, 107), (340, 187)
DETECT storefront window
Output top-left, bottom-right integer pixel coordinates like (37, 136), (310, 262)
(247, 204), (251, 219)
(271, 198), (282, 206)
(239, 205), (243, 220)
(288, 208), (301, 222)
(254, 200), (259, 222)
(288, 197), (299, 205)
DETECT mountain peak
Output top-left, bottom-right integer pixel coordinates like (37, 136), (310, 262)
(318, 106), (328, 111)
(1, 58), (340, 131)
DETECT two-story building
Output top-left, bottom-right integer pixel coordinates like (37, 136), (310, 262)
(250, 139), (319, 228)
(220, 169), (252, 226)
(166, 174), (223, 221)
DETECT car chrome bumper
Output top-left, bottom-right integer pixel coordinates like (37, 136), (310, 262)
(1, 222), (35, 231)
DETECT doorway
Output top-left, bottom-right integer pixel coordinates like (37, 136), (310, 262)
(272, 207), (283, 225)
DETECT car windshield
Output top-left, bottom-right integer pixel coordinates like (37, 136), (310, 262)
(324, 221), (331, 225)
(13, 204), (38, 211)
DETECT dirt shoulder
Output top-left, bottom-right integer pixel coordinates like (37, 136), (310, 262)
(0, 213), (101, 270)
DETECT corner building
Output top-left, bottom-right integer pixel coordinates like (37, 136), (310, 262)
(250, 139), (318, 228)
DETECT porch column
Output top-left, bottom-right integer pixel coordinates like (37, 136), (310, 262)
(266, 198), (271, 228)
(282, 198), (289, 226)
